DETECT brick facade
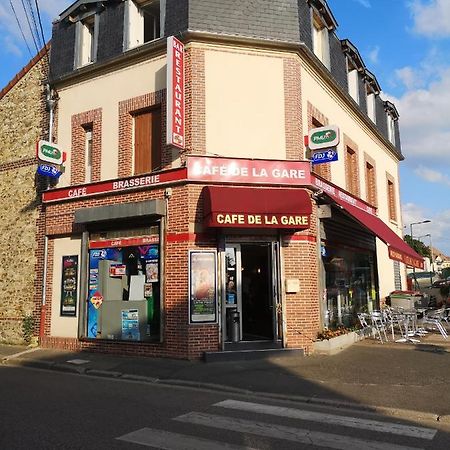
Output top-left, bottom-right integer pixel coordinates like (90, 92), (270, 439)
(118, 90), (168, 178)
(71, 108), (102, 184)
(307, 102), (331, 180)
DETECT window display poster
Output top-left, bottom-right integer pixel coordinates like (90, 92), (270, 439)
(121, 309), (140, 341)
(189, 251), (217, 323)
(60, 255), (78, 317)
(146, 260), (159, 283)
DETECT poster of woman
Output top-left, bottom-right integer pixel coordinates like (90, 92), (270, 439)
(189, 251), (217, 323)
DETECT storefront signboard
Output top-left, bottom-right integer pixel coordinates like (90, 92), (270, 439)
(389, 248), (424, 269)
(189, 251), (218, 324)
(209, 213), (310, 228)
(312, 175), (376, 216)
(311, 149), (338, 165)
(89, 235), (159, 249)
(60, 255), (78, 317)
(308, 125), (340, 150)
(42, 168), (186, 202)
(187, 156), (311, 186)
(167, 36), (185, 149)
(37, 163), (62, 178)
(37, 140), (64, 165)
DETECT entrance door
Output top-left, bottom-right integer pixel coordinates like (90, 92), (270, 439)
(225, 243), (279, 342)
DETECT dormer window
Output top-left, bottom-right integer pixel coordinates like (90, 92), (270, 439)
(309, 0), (336, 69)
(312, 12), (330, 68)
(75, 14), (97, 67)
(385, 101), (399, 146)
(365, 69), (381, 124)
(124, 0), (162, 50)
(341, 39), (365, 106)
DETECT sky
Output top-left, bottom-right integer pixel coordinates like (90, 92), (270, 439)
(0, 0), (449, 255)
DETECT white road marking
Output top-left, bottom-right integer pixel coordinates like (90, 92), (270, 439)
(215, 399), (437, 440)
(116, 427), (258, 450)
(175, 412), (424, 450)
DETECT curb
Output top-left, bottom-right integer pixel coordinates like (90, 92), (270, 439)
(3, 355), (449, 424)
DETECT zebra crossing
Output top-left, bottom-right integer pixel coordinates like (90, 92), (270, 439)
(116, 398), (438, 449)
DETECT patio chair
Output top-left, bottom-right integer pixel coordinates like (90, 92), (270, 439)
(422, 308), (448, 339)
(370, 311), (389, 343)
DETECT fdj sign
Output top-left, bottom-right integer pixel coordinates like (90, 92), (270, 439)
(37, 164), (62, 179)
(309, 125), (340, 150)
(311, 149), (338, 165)
(37, 140), (63, 165)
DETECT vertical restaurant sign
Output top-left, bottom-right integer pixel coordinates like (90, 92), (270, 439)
(60, 255), (78, 317)
(166, 36), (185, 149)
(189, 251), (218, 324)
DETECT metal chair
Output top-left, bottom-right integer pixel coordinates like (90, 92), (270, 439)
(370, 311), (389, 343)
(422, 308), (448, 339)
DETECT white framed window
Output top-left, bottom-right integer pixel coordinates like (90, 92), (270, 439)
(75, 14), (98, 68)
(84, 125), (93, 183)
(367, 93), (376, 123)
(387, 113), (396, 145)
(312, 13), (330, 69)
(348, 69), (359, 104)
(124, 0), (164, 50)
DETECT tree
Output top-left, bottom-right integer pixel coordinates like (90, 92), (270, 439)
(404, 235), (431, 258)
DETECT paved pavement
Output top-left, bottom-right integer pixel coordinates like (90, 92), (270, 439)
(2, 334), (450, 422)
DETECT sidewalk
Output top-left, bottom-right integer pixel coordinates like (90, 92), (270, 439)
(2, 334), (450, 421)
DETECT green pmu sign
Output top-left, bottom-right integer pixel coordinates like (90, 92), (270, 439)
(309, 125), (340, 150)
(37, 140), (63, 165)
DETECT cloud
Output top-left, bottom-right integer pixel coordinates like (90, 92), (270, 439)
(389, 66), (450, 169)
(367, 45), (379, 64)
(402, 203), (450, 256)
(414, 166), (450, 187)
(410, 0), (450, 37)
(395, 66), (424, 90)
(352, 0), (371, 7)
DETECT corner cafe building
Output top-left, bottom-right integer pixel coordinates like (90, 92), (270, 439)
(40, 156), (423, 359)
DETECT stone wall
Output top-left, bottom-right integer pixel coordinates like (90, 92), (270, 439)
(0, 54), (48, 343)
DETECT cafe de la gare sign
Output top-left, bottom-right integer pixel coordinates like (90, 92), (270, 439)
(308, 125), (340, 151)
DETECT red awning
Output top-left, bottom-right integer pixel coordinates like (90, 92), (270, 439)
(332, 196), (424, 269)
(203, 186), (312, 229)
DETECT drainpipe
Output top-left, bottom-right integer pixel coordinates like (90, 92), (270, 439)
(39, 84), (56, 339)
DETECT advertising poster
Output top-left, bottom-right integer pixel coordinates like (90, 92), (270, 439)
(146, 260), (159, 283)
(60, 255), (78, 317)
(189, 251), (217, 324)
(121, 309), (140, 341)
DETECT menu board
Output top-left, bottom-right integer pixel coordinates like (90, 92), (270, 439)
(60, 255), (78, 317)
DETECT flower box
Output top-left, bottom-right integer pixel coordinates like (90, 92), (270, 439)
(313, 330), (364, 355)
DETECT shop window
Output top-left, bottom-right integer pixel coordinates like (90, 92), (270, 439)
(124, 0), (162, 50)
(323, 247), (378, 330)
(75, 14), (97, 68)
(387, 176), (397, 222)
(83, 124), (93, 183)
(133, 107), (161, 174)
(86, 227), (161, 342)
(312, 13), (330, 69)
(365, 160), (377, 206)
(345, 146), (359, 196)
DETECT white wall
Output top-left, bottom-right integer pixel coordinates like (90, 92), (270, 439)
(50, 237), (82, 338)
(205, 48), (286, 159)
